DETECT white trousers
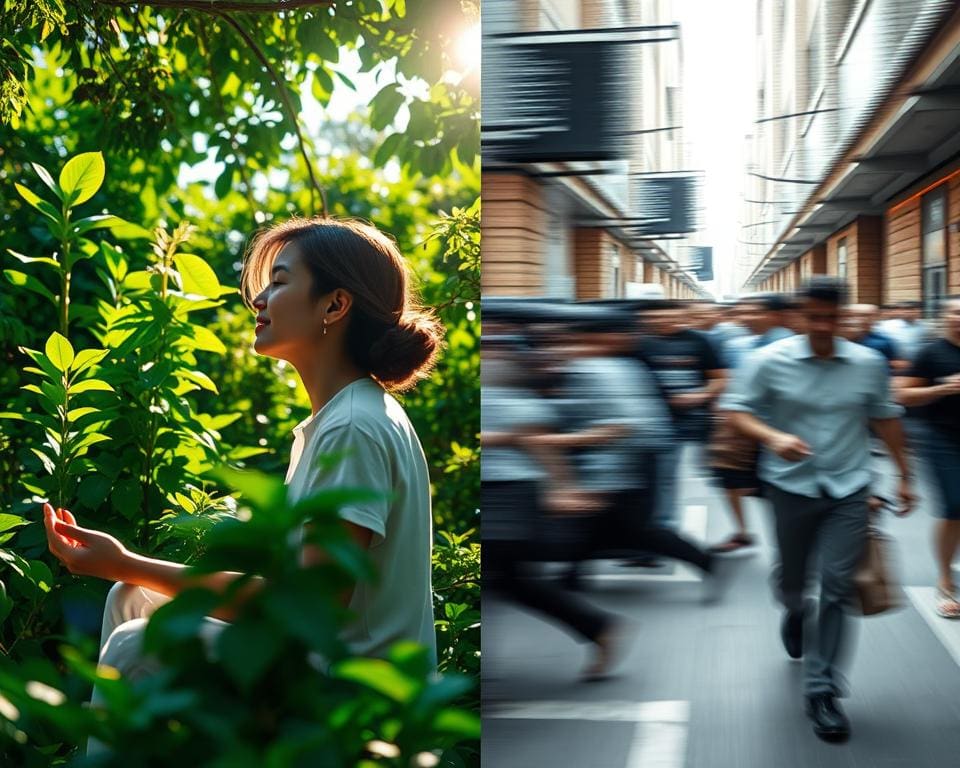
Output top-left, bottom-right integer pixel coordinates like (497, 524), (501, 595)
(87, 583), (228, 756)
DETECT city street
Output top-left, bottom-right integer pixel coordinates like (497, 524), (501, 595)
(483, 448), (960, 767)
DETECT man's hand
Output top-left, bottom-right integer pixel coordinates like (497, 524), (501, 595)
(43, 503), (129, 581)
(895, 478), (916, 517)
(939, 374), (960, 397)
(544, 488), (603, 516)
(766, 432), (813, 462)
(669, 391), (711, 410)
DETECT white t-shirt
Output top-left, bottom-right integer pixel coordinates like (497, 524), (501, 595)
(284, 378), (437, 666)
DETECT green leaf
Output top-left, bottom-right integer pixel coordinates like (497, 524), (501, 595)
(13, 184), (60, 223)
(220, 72), (241, 98)
(78, 473), (113, 510)
(297, 16), (339, 62)
(71, 433), (111, 453)
(332, 658), (420, 703)
(369, 84), (405, 131)
(406, 100), (434, 140)
(107, 220), (153, 240)
(70, 215), (128, 236)
(4, 270), (57, 305)
(111, 477), (143, 518)
(373, 133), (404, 167)
(217, 621), (283, 691)
(20, 346), (62, 381)
(7, 249), (60, 269)
(70, 348), (109, 376)
(178, 369), (219, 394)
(31, 163), (63, 201)
(185, 326), (227, 355)
(333, 69), (357, 91)
(213, 166), (235, 200)
(0, 581), (12, 625)
(59, 152), (105, 206)
(66, 406), (99, 422)
(45, 332), (74, 372)
(122, 271), (155, 292)
(311, 69), (333, 105)
(143, 588), (221, 650)
(209, 467), (287, 513)
(68, 379), (114, 394)
(173, 254), (221, 299)
(0, 515), (28, 535)
(432, 708), (481, 738)
(30, 447), (57, 475)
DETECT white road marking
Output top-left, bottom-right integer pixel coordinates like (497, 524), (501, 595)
(905, 586), (960, 669)
(486, 699), (690, 768)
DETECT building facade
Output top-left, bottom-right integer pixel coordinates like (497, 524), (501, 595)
(482, 0), (710, 301)
(738, 0), (960, 314)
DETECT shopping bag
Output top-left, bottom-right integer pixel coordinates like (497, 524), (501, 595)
(853, 525), (903, 616)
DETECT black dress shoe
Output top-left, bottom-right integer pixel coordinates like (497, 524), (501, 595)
(780, 609), (803, 659)
(805, 694), (850, 742)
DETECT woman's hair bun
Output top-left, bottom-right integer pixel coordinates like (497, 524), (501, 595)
(367, 310), (445, 392)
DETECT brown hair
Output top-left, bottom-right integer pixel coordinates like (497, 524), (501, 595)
(241, 217), (444, 392)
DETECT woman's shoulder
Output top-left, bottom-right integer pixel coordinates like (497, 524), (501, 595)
(320, 379), (416, 443)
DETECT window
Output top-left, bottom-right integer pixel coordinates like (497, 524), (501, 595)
(837, 237), (848, 279)
(611, 245), (621, 298)
(922, 187), (948, 318)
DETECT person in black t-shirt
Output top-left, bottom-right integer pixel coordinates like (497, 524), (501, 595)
(635, 302), (727, 532)
(898, 296), (960, 619)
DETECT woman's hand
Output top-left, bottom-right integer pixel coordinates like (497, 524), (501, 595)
(42, 503), (130, 582)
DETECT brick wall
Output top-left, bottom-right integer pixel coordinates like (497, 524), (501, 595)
(854, 216), (883, 304)
(885, 199), (922, 303)
(573, 228), (610, 299)
(481, 174), (547, 296)
(950, 177), (960, 295)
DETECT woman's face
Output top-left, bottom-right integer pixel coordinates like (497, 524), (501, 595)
(251, 243), (327, 361)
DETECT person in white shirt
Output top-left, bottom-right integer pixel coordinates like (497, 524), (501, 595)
(43, 218), (445, 750)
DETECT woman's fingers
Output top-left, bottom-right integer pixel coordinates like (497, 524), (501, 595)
(60, 508), (78, 526)
(52, 520), (92, 547)
(42, 503), (80, 551)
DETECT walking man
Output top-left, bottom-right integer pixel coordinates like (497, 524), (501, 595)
(720, 277), (915, 742)
(897, 296), (960, 618)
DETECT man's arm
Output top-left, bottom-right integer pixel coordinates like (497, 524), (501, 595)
(727, 411), (812, 461)
(868, 417), (916, 515)
(705, 368), (728, 401)
(896, 375), (960, 407)
(868, 418), (910, 478)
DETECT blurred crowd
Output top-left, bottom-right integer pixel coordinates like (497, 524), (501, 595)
(482, 285), (960, 726)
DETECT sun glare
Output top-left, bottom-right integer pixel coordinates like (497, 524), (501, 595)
(455, 22), (481, 74)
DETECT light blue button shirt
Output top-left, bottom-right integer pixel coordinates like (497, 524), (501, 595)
(719, 334), (904, 499)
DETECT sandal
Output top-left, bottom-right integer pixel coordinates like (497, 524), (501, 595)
(935, 587), (960, 619)
(709, 533), (756, 555)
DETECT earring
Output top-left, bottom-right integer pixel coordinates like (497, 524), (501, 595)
(322, 318), (328, 337)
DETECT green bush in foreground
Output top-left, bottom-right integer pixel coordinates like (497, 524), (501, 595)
(0, 468), (479, 767)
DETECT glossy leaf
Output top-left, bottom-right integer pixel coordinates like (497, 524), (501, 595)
(173, 253), (221, 299)
(44, 332), (74, 372)
(68, 379), (114, 394)
(58, 151), (105, 206)
(4, 270), (57, 305)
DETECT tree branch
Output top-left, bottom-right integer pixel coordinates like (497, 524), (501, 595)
(214, 12), (328, 215)
(94, 0), (333, 12)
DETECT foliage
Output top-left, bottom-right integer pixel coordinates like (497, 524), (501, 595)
(0, 469), (479, 766)
(0, 0), (480, 762)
